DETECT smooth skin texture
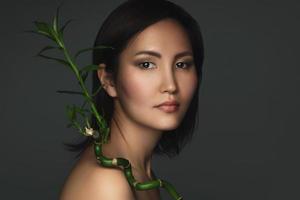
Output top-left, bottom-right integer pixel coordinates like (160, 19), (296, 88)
(59, 18), (198, 200)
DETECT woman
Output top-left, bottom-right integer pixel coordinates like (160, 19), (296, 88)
(59, 0), (204, 199)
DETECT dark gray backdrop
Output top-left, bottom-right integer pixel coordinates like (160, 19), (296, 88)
(1, 0), (299, 199)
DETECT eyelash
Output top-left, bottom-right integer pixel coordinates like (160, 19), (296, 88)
(136, 61), (194, 70)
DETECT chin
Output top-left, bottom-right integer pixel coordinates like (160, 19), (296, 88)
(155, 119), (181, 131)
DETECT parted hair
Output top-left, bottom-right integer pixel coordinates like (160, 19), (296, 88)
(64, 0), (204, 159)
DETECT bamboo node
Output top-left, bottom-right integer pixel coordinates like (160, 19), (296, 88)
(158, 179), (163, 187)
(133, 180), (138, 187)
(112, 158), (118, 166)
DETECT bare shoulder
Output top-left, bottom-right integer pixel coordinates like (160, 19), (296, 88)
(59, 149), (136, 200)
(60, 164), (136, 200)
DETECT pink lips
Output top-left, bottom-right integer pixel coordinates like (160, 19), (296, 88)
(156, 105), (179, 112)
(155, 100), (179, 113)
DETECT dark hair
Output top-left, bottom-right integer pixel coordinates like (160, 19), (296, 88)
(63, 0), (204, 159)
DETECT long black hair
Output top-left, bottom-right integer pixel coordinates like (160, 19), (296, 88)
(63, 0), (205, 159)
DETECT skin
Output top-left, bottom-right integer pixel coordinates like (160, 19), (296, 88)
(59, 18), (198, 200)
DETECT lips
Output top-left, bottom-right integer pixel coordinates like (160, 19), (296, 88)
(156, 104), (179, 112)
(156, 100), (179, 107)
(155, 100), (179, 113)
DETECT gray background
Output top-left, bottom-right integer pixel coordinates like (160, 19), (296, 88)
(1, 0), (299, 199)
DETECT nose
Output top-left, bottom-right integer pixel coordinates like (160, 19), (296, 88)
(160, 67), (178, 94)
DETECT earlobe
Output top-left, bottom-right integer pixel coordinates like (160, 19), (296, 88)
(97, 63), (118, 98)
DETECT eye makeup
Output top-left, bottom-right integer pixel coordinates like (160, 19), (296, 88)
(134, 59), (194, 70)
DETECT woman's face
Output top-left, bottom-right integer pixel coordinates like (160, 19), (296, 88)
(110, 18), (198, 131)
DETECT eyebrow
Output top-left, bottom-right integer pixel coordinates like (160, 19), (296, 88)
(134, 50), (193, 59)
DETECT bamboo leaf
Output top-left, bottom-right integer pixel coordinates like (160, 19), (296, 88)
(66, 123), (81, 131)
(80, 71), (88, 82)
(60, 19), (74, 33)
(56, 90), (84, 95)
(24, 30), (56, 42)
(80, 64), (100, 73)
(79, 64), (101, 82)
(53, 14), (58, 33)
(36, 53), (70, 68)
(33, 21), (53, 37)
(66, 104), (89, 119)
(92, 85), (103, 97)
(74, 106), (90, 116)
(74, 45), (115, 59)
(72, 120), (82, 132)
(57, 19), (76, 42)
(68, 122), (82, 133)
(37, 46), (62, 55)
(48, 27), (60, 45)
(53, 5), (61, 33)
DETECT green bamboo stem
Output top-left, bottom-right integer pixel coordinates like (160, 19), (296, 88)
(94, 140), (183, 200)
(60, 44), (110, 142)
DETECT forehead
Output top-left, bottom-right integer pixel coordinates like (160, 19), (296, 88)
(122, 18), (192, 57)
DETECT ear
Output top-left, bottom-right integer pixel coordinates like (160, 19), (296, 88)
(97, 63), (117, 98)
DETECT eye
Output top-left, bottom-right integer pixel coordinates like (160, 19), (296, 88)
(137, 62), (156, 70)
(176, 61), (194, 69)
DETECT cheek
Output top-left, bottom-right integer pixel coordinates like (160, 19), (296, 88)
(179, 72), (198, 102)
(117, 69), (153, 106)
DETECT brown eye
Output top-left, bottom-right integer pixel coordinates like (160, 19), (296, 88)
(176, 61), (193, 69)
(137, 62), (155, 69)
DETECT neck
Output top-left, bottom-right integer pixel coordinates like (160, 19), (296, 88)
(102, 104), (163, 179)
